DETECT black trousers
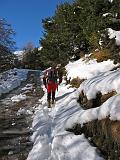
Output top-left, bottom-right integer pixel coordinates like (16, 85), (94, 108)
(47, 92), (55, 101)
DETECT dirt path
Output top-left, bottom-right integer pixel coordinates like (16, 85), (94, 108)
(0, 71), (44, 160)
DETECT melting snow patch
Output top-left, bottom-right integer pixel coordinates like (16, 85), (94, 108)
(17, 108), (33, 116)
(0, 69), (28, 97)
(11, 94), (27, 102)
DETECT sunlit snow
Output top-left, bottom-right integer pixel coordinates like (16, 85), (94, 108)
(27, 58), (119, 160)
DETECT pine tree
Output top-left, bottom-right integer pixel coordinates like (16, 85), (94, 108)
(22, 43), (43, 69)
(39, 0), (120, 66)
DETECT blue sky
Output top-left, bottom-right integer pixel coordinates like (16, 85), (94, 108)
(0, 0), (73, 50)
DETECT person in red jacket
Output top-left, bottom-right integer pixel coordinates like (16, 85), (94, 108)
(43, 67), (58, 107)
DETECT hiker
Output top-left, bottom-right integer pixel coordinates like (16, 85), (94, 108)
(43, 67), (58, 107)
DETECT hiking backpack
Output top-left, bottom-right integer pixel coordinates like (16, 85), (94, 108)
(47, 69), (58, 83)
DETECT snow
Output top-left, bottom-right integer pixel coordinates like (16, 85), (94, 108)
(27, 85), (103, 160)
(65, 58), (117, 79)
(14, 50), (24, 60)
(79, 68), (120, 99)
(11, 94), (27, 102)
(21, 83), (33, 91)
(108, 28), (120, 45)
(14, 51), (24, 55)
(51, 133), (102, 160)
(65, 62), (120, 127)
(103, 13), (112, 17)
(38, 46), (42, 51)
(27, 57), (120, 160)
(65, 92), (120, 130)
(0, 69), (28, 97)
(17, 108), (33, 116)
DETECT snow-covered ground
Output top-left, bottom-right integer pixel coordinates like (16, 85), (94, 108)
(65, 58), (117, 79)
(27, 84), (103, 160)
(0, 68), (28, 97)
(0, 53), (114, 160)
(11, 94), (27, 102)
(27, 58), (120, 160)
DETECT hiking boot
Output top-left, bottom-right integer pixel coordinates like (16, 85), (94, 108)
(48, 100), (51, 108)
(52, 100), (55, 104)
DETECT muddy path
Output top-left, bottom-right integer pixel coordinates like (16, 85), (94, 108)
(0, 71), (44, 160)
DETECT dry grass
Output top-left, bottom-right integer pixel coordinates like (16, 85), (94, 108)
(80, 51), (85, 58)
(101, 91), (117, 104)
(70, 77), (85, 88)
(90, 49), (111, 62)
(111, 121), (120, 143)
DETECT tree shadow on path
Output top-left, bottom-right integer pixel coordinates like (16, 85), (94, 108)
(56, 89), (76, 101)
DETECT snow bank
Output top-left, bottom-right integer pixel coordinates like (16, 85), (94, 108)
(27, 85), (103, 160)
(108, 28), (120, 45)
(65, 93), (120, 129)
(0, 69), (28, 97)
(50, 132), (103, 160)
(79, 68), (120, 100)
(65, 67), (120, 128)
(65, 58), (117, 79)
(27, 58), (119, 160)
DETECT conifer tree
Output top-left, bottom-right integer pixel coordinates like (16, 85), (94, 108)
(39, 0), (120, 66)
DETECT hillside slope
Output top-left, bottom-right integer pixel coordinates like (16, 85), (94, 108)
(27, 57), (120, 160)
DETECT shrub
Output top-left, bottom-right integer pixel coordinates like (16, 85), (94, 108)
(90, 49), (111, 62)
(70, 77), (85, 88)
